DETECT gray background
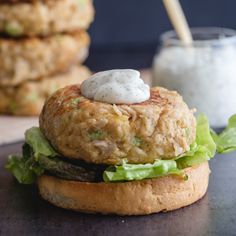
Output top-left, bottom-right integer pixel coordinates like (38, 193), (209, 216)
(86, 0), (236, 70)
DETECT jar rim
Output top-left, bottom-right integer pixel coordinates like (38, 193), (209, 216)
(160, 27), (236, 47)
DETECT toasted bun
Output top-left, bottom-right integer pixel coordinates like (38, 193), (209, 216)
(37, 162), (210, 215)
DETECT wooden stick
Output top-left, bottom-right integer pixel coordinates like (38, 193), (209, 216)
(163, 0), (193, 45)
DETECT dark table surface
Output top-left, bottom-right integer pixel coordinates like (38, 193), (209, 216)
(0, 142), (236, 236)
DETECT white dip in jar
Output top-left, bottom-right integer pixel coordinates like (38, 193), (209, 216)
(153, 27), (236, 127)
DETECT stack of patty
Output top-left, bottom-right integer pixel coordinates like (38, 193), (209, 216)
(0, 0), (94, 115)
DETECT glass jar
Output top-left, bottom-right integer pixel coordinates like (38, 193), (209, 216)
(153, 27), (236, 127)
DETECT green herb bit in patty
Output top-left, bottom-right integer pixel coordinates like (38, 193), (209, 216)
(89, 130), (105, 141)
(4, 22), (23, 37)
(24, 93), (39, 102)
(9, 102), (18, 112)
(70, 98), (81, 108)
(78, 0), (86, 7)
(133, 136), (142, 146)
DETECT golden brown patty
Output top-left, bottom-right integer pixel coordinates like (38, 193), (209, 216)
(0, 0), (94, 36)
(0, 31), (90, 86)
(0, 65), (91, 116)
(40, 86), (196, 165)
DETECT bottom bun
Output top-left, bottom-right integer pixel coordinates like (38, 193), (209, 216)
(37, 162), (210, 215)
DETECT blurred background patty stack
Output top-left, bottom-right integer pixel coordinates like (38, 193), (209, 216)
(0, 0), (94, 116)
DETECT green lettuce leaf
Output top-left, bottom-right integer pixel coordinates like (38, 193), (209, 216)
(103, 159), (184, 182)
(6, 127), (57, 184)
(6, 155), (36, 184)
(195, 114), (216, 157)
(6, 128), (98, 184)
(6, 144), (44, 184)
(176, 114), (216, 169)
(25, 127), (57, 159)
(211, 114), (236, 154)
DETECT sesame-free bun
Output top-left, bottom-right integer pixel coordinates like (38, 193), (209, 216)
(37, 162), (210, 215)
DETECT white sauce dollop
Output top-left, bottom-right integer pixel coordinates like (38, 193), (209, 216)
(81, 69), (150, 104)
